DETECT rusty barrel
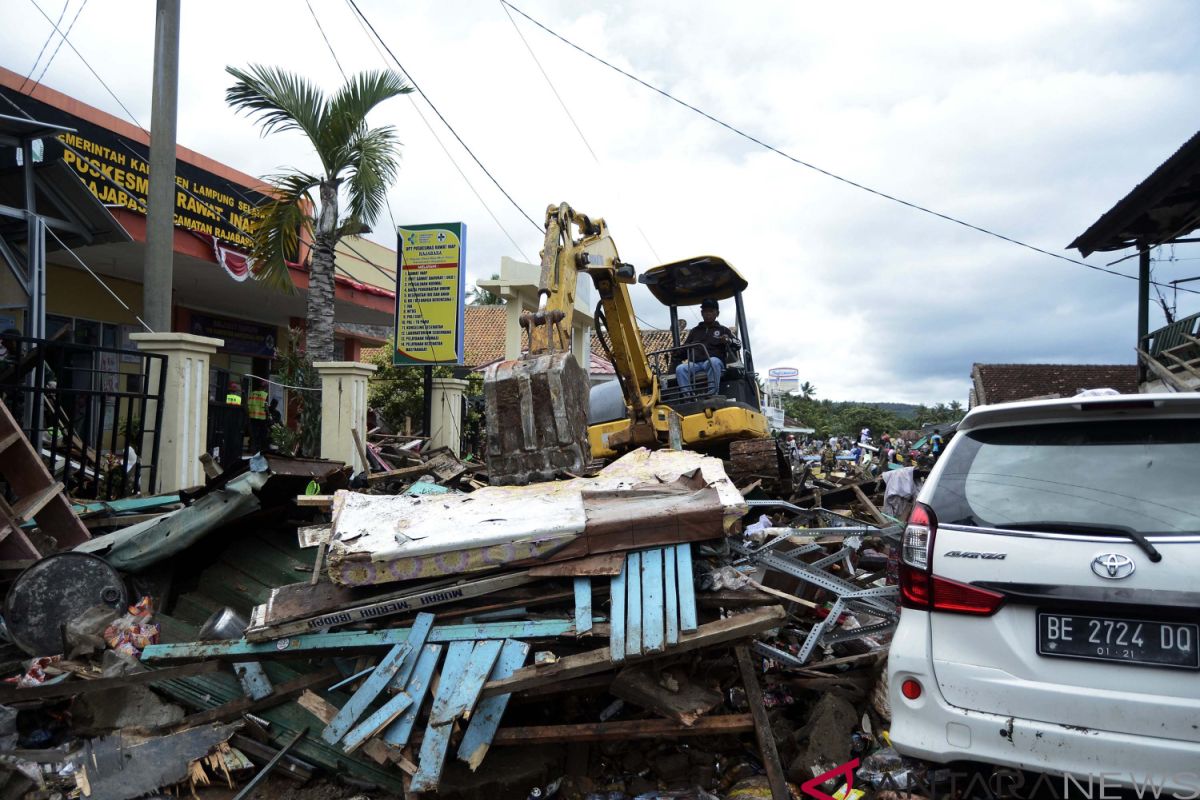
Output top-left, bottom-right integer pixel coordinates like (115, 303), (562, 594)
(483, 351), (591, 485)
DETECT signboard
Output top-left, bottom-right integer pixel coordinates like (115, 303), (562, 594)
(189, 312), (278, 357)
(393, 223), (465, 366)
(767, 366), (800, 394)
(0, 87), (269, 249)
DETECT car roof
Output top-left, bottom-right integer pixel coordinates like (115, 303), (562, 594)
(957, 392), (1200, 433)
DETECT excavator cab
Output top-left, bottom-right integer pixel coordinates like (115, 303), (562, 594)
(639, 256), (762, 414)
(588, 256), (770, 460)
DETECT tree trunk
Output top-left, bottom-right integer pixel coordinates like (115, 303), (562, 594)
(306, 182), (340, 362)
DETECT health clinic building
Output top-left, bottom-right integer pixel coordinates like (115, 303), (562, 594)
(0, 66), (396, 403)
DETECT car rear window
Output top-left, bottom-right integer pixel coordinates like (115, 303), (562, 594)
(928, 419), (1200, 535)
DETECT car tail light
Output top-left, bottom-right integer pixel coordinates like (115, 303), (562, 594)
(901, 678), (923, 699)
(899, 503), (1004, 616)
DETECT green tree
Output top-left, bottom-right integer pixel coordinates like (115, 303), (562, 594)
(366, 341), (483, 448)
(470, 274), (504, 305)
(799, 381), (816, 400)
(225, 65), (412, 362)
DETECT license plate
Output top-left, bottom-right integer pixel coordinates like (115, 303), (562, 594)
(1038, 612), (1200, 670)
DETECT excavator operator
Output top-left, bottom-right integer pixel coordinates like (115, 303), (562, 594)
(672, 298), (738, 396)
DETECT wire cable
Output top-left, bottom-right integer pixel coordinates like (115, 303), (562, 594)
(43, 225), (154, 332)
(500, 0), (1200, 297)
(304, 0), (348, 80)
(19, 0), (69, 93)
(29, 0), (88, 91)
(345, 0), (542, 233)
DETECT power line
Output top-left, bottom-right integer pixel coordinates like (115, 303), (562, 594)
(345, 0), (542, 233)
(499, 0), (1200, 298)
(339, 0), (533, 262)
(29, 0), (88, 91)
(19, 0), (69, 93)
(304, 0), (347, 80)
(499, 0), (661, 264)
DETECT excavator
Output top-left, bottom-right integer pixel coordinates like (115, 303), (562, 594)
(483, 203), (786, 489)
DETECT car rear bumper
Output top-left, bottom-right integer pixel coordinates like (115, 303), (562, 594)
(888, 611), (1200, 793)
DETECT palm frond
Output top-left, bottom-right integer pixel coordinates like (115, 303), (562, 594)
(341, 126), (401, 229)
(225, 65), (328, 159)
(246, 172), (319, 293)
(322, 70), (411, 149)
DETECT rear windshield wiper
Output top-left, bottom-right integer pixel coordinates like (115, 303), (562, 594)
(996, 521), (1162, 563)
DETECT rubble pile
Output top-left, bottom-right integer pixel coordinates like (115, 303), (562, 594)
(0, 426), (916, 800)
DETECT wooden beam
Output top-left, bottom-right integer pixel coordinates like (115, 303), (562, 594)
(479, 605), (786, 699)
(0, 661), (221, 704)
(851, 485), (889, 526)
(1137, 347), (1191, 392)
(477, 714), (754, 744)
(736, 645), (789, 800)
(167, 667), (339, 731)
(1163, 350), (1200, 382)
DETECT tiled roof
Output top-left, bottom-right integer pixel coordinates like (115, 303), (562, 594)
(463, 305), (508, 367)
(971, 363), (1139, 406)
(590, 321), (685, 362)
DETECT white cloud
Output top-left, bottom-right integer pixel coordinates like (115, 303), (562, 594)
(4, 0), (1197, 404)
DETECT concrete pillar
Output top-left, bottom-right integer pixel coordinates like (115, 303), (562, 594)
(314, 361), (377, 472)
(429, 377), (468, 455)
(131, 332), (222, 493)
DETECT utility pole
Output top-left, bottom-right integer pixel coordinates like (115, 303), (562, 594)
(142, 0), (180, 333)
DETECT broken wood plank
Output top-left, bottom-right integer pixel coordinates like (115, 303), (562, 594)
(664, 550), (679, 646)
(736, 645), (789, 800)
(625, 551), (642, 657)
(610, 663), (722, 727)
(852, 484), (890, 527)
(574, 577), (593, 634)
(169, 668), (340, 731)
(142, 618), (583, 663)
(365, 462), (436, 483)
(246, 572), (535, 641)
(457, 639), (530, 771)
(320, 643), (413, 744)
(429, 640), (502, 726)
(295, 494), (334, 507)
(676, 543), (697, 632)
(410, 641), (475, 793)
(480, 605), (786, 699)
(297, 523), (331, 548)
(529, 551), (625, 577)
(641, 548), (665, 654)
(610, 557), (627, 662)
(340, 691), (413, 754)
(1137, 347), (1192, 392)
(0, 661), (221, 704)
(438, 714), (754, 745)
(381, 643), (443, 750)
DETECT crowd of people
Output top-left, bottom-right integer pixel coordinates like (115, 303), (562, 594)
(780, 425), (945, 475)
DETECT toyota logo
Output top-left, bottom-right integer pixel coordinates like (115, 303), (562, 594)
(1091, 553), (1135, 580)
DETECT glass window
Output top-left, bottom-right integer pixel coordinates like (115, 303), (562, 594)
(930, 420), (1200, 535)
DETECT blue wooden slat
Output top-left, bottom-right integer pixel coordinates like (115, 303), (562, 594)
(340, 689), (413, 754)
(320, 642), (412, 745)
(456, 639), (530, 771)
(387, 612), (435, 690)
(429, 639), (502, 726)
(664, 548), (679, 646)
(410, 641), (481, 793)
(574, 577), (593, 634)
(141, 618), (579, 663)
(625, 551), (642, 657)
(380, 643), (442, 750)
(676, 542), (697, 632)
(641, 548), (665, 653)
(609, 558), (627, 662)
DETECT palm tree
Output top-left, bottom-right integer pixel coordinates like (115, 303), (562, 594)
(799, 381), (817, 400)
(225, 65), (411, 362)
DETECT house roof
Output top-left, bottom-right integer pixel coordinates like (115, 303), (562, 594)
(971, 363), (1140, 406)
(591, 321), (685, 363)
(463, 305), (508, 367)
(1070, 130), (1200, 256)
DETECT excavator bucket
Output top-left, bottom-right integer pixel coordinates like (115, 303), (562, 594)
(483, 352), (591, 485)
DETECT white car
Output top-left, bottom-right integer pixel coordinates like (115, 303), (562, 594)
(888, 392), (1200, 792)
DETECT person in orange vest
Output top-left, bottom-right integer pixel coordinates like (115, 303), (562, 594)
(247, 380), (270, 455)
(221, 379), (245, 468)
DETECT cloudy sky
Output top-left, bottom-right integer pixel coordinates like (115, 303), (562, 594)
(3, 0), (1198, 404)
